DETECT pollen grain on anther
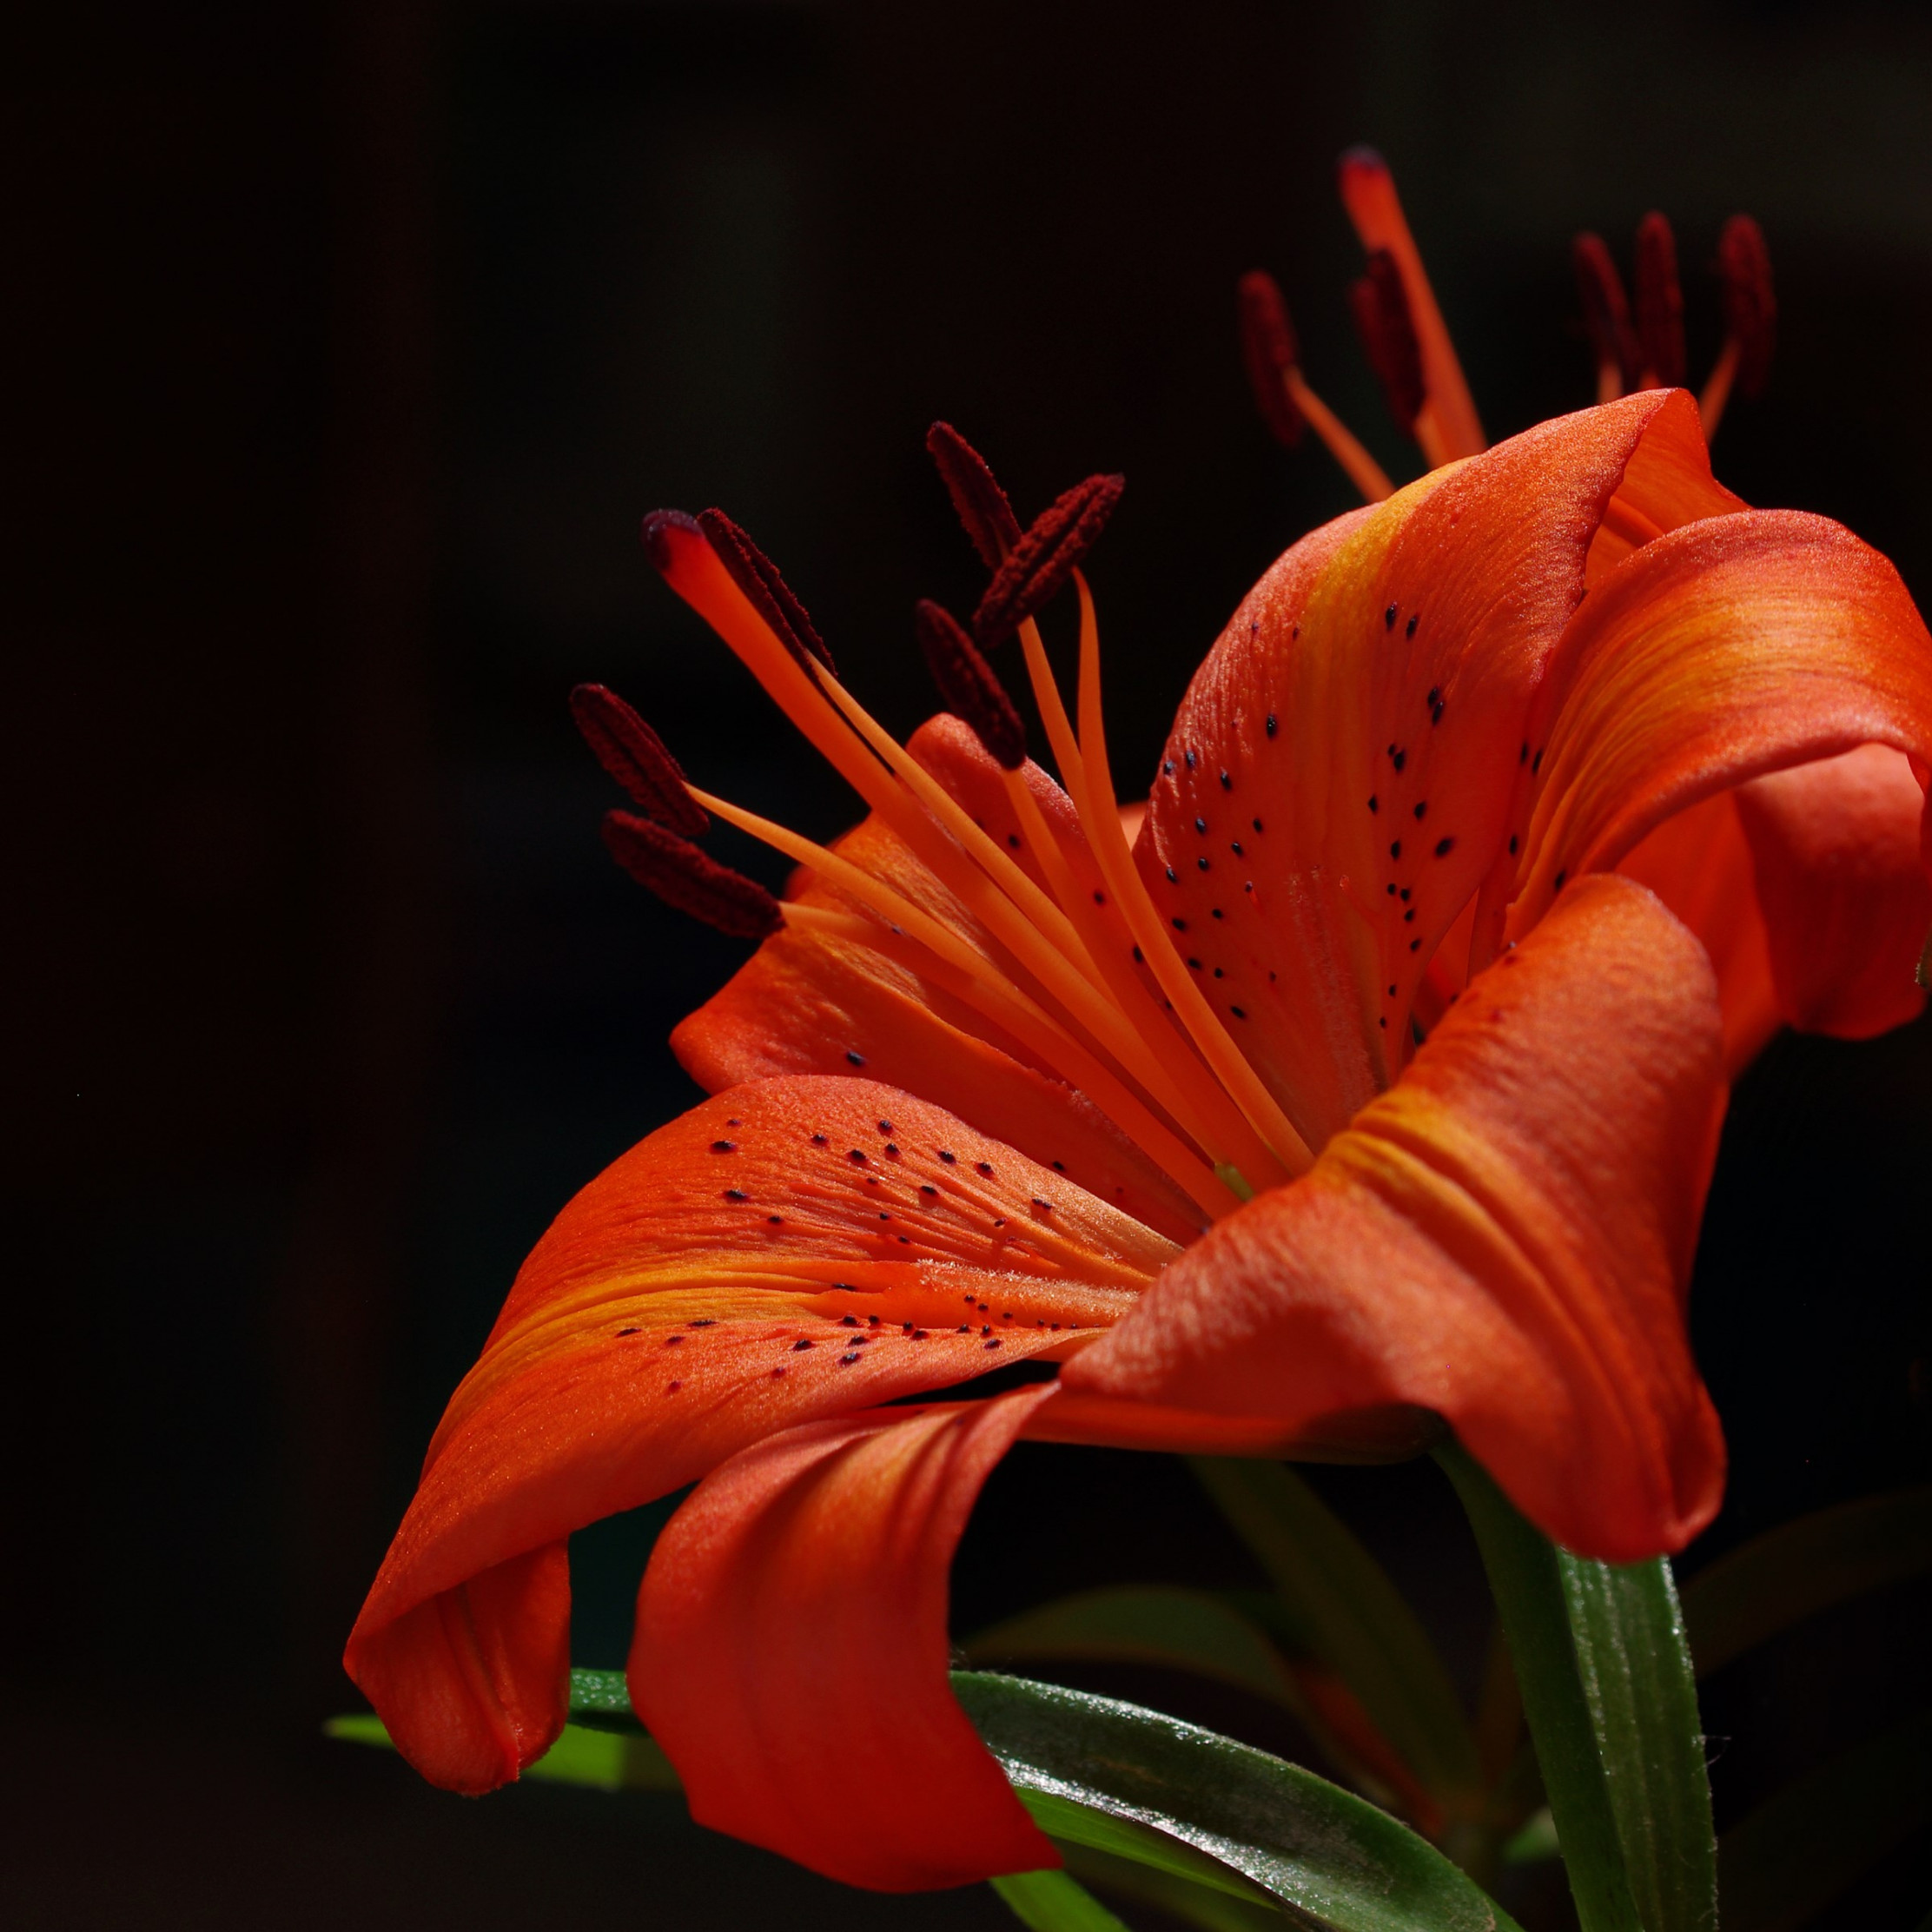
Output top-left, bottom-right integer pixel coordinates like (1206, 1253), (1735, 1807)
(1717, 215), (1776, 398)
(695, 507), (834, 675)
(1351, 248), (1425, 434)
(570, 684), (708, 837)
(926, 421), (1022, 567)
(1632, 211), (1685, 387)
(1236, 269), (1305, 447)
(973, 473), (1124, 645)
(916, 599), (1026, 768)
(1572, 231), (1638, 401)
(600, 811), (782, 940)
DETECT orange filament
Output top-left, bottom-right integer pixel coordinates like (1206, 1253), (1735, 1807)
(1009, 615), (1290, 1186)
(658, 513), (1311, 1203)
(666, 533), (1274, 1175)
(1336, 148), (1486, 461)
(1699, 338), (1740, 442)
(689, 780), (1245, 1190)
(783, 903), (1239, 1222)
(1068, 573), (1313, 1180)
(1284, 370), (1395, 503)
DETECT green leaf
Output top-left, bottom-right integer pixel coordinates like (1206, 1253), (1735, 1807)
(1500, 1809), (1558, 1868)
(1015, 1790), (1280, 1906)
(1057, 1843), (1291, 1929)
(325, 1711), (679, 1793)
(566, 1664), (643, 1731)
(1436, 1446), (1644, 1932)
(1558, 1553), (1716, 1932)
(1677, 1485), (1932, 1677)
(990, 1869), (1135, 1931)
(954, 1671), (1522, 1932)
(1190, 1458), (1482, 1806)
(1717, 1705), (1932, 1932)
(969, 1583), (1415, 1814)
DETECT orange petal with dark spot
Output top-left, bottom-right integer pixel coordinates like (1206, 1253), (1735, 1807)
(1065, 877), (1729, 1561)
(344, 1076), (1171, 1794)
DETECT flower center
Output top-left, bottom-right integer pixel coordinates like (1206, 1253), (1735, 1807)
(599, 505), (1325, 1230)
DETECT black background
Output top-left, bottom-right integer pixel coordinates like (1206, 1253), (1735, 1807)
(8, 2), (1931, 1925)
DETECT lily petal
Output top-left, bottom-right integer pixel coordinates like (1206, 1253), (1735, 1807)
(1618, 792), (1781, 1077)
(1512, 509), (1932, 941)
(1620, 750), (1930, 1067)
(1139, 390), (1717, 1151)
(676, 715), (1206, 1241)
(1734, 744), (1931, 1040)
(1063, 876), (1728, 1561)
(632, 1389), (1061, 1891)
(345, 1075), (1173, 1792)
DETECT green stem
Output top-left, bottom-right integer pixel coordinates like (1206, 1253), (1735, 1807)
(1437, 1445), (1645, 1932)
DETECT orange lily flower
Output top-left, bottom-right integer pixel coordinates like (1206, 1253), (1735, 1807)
(346, 158), (1932, 1895)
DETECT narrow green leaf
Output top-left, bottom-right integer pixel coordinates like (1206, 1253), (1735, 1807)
(1436, 1446), (1643, 1932)
(327, 1711), (679, 1793)
(1191, 1458), (1482, 1804)
(1717, 1706), (1932, 1932)
(1016, 1790), (1280, 1906)
(990, 1869), (1135, 1931)
(955, 1671), (1523, 1932)
(1677, 1485), (1932, 1677)
(969, 1584), (1413, 1814)
(1558, 1553), (1716, 1932)
(1057, 1843), (1292, 1929)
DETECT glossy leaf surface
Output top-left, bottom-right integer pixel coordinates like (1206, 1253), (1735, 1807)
(1558, 1554), (1716, 1932)
(1439, 1446), (1644, 1932)
(1056, 1844), (1292, 1931)
(955, 1671), (1521, 1932)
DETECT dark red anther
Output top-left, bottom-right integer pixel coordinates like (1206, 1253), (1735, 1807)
(971, 473), (1124, 647)
(915, 599), (1026, 770)
(601, 810), (782, 940)
(1717, 215), (1776, 398)
(1571, 232), (1639, 392)
(1348, 248), (1425, 433)
(926, 422), (1022, 570)
(695, 507), (837, 677)
(569, 684), (709, 838)
(1632, 211), (1685, 387)
(1236, 270), (1305, 447)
